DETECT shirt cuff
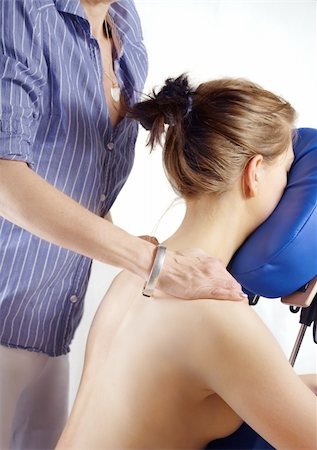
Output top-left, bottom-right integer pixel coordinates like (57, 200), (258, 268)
(0, 135), (35, 168)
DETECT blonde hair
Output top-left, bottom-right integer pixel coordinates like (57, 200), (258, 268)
(131, 75), (296, 197)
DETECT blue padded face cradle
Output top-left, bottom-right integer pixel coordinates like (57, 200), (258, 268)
(229, 128), (317, 298)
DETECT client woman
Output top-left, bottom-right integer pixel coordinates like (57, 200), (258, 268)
(56, 76), (316, 450)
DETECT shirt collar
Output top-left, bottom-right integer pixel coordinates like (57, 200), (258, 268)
(53, 0), (141, 58)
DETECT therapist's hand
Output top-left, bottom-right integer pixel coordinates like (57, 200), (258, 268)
(158, 247), (246, 301)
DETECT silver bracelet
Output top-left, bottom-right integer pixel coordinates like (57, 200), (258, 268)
(142, 244), (167, 298)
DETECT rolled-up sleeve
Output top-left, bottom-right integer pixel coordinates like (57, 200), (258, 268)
(0, 1), (47, 167)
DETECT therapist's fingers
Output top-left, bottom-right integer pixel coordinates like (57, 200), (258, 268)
(157, 248), (246, 301)
(208, 284), (248, 302)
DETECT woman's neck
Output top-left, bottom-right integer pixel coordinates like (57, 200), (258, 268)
(80, 0), (113, 39)
(162, 193), (253, 266)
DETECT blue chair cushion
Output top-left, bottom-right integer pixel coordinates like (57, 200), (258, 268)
(229, 128), (317, 298)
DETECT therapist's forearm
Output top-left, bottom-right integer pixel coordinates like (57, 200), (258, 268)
(0, 160), (155, 279)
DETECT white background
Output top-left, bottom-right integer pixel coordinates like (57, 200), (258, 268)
(69, 0), (317, 407)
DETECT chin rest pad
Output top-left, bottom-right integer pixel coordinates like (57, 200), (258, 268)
(229, 128), (317, 298)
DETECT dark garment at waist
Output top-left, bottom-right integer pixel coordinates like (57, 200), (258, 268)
(204, 422), (275, 450)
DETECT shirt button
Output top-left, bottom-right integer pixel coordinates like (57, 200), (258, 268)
(100, 193), (106, 202)
(70, 294), (78, 304)
(107, 142), (114, 150)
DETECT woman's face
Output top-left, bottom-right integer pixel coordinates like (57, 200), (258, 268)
(258, 142), (295, 222)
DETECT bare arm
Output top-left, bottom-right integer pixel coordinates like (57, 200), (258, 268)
(204, 302), (317, 449)
(0, 160), (154, 277)
(0, 160), (243, 300)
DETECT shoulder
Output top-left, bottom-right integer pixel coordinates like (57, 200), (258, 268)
(86, 270), (143, 344)
(0, 0), (48, 28)
(0, 0), (49, 60)
(110, 269), (143, 289)
(197, 299), (280, 364)
(181, 299), (278, 384)
(110, 0), (144, 40)
(205, 298), (267, 337)
(102, 269), (144, 302)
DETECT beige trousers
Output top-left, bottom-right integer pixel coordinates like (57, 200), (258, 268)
(0, 346), (69, 450)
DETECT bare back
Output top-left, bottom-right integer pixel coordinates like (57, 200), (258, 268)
(58, 270), (242, 449)
(57, 270), (316, 450)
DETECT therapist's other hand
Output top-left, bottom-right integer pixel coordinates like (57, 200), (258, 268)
(158, 248), (246, 301)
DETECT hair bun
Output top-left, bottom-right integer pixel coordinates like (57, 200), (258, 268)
(158, 75), (192, 102)
(156, 74), (194, 125)
(129, 74), (194, 147)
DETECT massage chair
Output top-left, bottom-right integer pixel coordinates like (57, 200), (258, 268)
(205, 127), (317, 450)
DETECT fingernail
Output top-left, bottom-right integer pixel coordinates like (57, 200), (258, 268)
(240, 293), (248, 298)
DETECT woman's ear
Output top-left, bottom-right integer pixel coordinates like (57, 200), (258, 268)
(242, 154), (264, 198)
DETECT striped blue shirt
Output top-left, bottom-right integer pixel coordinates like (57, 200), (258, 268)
(0, 0), (148, 356)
